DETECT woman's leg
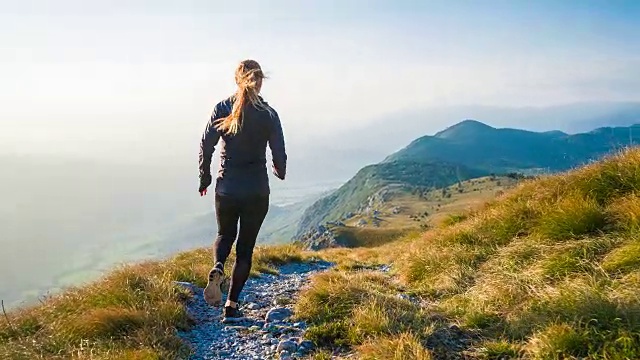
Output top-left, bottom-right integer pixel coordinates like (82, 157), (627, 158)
(213, 194), (240, 268)
(227, 195), (269, 304)
(204, 194), (240, 306)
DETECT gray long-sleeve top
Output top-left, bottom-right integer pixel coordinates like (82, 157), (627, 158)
(199, 96), (287, 197)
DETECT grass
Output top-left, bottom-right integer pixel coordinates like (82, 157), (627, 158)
(332, 227), (413, 248)
(477, 340), (522, 359)
(295, 148), (640, 359)
(0, 244), (309, 359)
(295, 270), (431, 351)
(535, 192), (607, 241)
(358, 332), (433, 360)
(602, 237), (640, 273)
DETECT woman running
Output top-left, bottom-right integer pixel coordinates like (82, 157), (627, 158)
(198, 59), (287, 323)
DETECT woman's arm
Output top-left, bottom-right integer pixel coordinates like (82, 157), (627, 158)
(198, 105), (223, 194)
(268, 111), (287, 180)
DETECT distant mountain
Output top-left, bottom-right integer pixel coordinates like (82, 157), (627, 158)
(295, 121), (640, 238)
(316, 102), (640, 175)
(385, 120), (640, 173)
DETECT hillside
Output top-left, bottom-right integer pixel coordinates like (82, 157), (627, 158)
(297, 175), (521, 250)
(296, 147), (640, 359)
(295, 122), (640, 239)
(295, 161), (486, 238)
(343, 175), (519, 229)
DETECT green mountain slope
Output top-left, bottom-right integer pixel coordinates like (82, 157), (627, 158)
(296, 121), (640, 238)
(295, 161), (486, 237)
(385, 120), (640, 172)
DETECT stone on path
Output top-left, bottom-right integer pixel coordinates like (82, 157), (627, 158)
(299, 339), (315, 352)
(265, 307), (293, 323)
(276, 339), (298, 353)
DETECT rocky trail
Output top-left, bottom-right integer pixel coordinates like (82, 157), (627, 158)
(177, 260), (333, 360)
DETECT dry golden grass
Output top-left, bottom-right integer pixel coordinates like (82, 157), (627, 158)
(0, 244), (310, 359)
(298, 148), (640, 359)
(607, 193), (640, 232)
(333, 227), (413, 248)
(358, 332), (433, 360)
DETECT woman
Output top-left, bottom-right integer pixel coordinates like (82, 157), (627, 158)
(198, 59), (287, 323)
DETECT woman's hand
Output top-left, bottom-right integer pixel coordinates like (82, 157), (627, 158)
(199, 174), (212, 196)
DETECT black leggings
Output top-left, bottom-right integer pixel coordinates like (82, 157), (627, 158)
(213, 193), (269, 303)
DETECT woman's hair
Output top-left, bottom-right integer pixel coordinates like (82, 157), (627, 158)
(215, 59), (272, 135)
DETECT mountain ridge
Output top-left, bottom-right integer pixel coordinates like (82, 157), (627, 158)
(295, 121), (640, 242)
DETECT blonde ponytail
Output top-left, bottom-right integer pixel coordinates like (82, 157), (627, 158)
(215, 60), (272, 135)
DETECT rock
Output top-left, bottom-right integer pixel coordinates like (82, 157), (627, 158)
(293, 321), (306, 329)
(217, 350), (231, 357)
(249, 325), (261, 331)
(277, 339), (298, 353)
(243, 292), (258, 303)
(226, 325), (248, 330)
(280, 352), (293, 360)
(273, 297), (291, 306)
(299, 340), (315, 351)
(246, 302), (261, 310)
(266, 307), (293, 323)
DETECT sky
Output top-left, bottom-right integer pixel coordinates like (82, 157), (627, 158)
(1, 0), (640, 163)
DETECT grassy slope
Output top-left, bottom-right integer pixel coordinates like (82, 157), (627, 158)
(296, 161), (486, 237)
(0, 244), (309, 359)
(344, 175), (519, 231)
(310, 176), (517, 253)
(295, 148), (640, 359)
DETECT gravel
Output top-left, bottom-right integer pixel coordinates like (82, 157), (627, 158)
(177, 260), (332, 360)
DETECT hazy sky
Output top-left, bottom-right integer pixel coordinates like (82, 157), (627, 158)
(2, 0), (639, 162)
